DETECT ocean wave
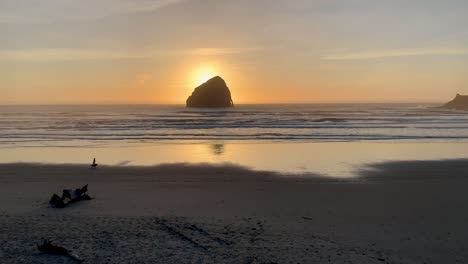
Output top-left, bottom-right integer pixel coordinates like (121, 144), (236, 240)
(1, 104), (468, 145)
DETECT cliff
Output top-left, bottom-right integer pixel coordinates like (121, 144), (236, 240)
(440, 94), (468, 110)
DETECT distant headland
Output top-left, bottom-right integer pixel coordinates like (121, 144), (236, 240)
(440, 94), (468, 110)
(186, 76), (234, 108)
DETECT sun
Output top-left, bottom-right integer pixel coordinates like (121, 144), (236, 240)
(198, 72), (212, 84)
(192, 66), (215, 86)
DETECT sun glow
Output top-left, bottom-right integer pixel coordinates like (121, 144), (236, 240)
(192, 66), (216, 86)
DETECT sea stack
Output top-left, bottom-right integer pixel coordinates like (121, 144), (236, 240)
(186, 76), (234, 108)
(440, 94), (468, 110)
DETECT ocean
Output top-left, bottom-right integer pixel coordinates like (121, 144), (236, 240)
(1, 103), (468, 143)
(1, 104), (468, 175)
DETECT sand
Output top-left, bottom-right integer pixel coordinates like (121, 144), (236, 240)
(0, 161), (468, 263)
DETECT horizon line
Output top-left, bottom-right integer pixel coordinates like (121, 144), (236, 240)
(0, 101), (444, 107)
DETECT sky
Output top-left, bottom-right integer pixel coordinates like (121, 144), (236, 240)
(1, 0), (467, 104)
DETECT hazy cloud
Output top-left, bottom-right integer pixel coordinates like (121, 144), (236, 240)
(187, 48), (245, 56)
(0, 47), (254, 61)
(0, 0), (186, 24)
(325, 48), (468, 60)
(4, 47), (465, 61)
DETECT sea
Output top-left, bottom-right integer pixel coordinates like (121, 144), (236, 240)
(1, 104), (468, 176)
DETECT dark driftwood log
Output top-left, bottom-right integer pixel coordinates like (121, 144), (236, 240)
(49, 194), (66, 208)
(49, 184), (91, 208)
(38, 240), (84, 262)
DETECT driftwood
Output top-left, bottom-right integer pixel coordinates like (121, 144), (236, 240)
(49, 184), (92, 208)
(38, 240), (84, 262)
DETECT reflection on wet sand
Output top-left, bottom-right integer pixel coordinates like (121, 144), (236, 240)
(2, 141), (468, 176)
(209, 143), (225, 156)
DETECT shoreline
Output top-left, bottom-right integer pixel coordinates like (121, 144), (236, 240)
(3, 141), (468, 177)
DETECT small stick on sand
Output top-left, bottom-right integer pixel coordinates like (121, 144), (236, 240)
(90, 158), (98, 168)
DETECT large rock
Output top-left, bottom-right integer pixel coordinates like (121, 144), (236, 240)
(186, 76), (234, 108)
(440, 94), (468, 110)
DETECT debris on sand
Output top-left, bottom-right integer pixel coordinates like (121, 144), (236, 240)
(90, 158), (98, 168)
(37, 240), (84, 262)
(49, 184), (92, 208)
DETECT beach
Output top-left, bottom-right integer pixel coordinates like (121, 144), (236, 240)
(3, 0), (468, 262)
(1, 161), (467, 263)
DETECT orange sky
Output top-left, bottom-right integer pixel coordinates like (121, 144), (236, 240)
(1, 0), (467, 104)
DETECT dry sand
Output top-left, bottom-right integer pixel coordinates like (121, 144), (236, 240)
(0, 161), (468, 263)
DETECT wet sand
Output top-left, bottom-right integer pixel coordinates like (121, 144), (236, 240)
(0, 161), (467, 263)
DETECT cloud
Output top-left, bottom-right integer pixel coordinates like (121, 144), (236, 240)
(0, 47), (253, 61)
(324, 48), (468, 60)
(186, 48), (244, 56)
(0, 0), (186, 24)
(0, 49), (142, 61)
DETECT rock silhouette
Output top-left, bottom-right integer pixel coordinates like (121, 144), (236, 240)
(186, 76), (234, 108)
(440, 94), (468, 110)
